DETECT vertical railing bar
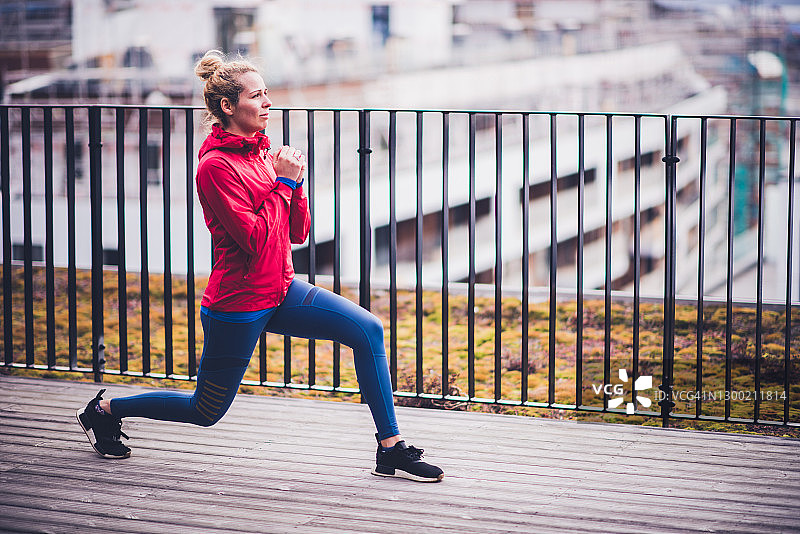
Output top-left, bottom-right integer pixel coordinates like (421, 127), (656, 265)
(522, 113), (531, 405)
(603, 114), (612, 410)
(633, 115), (641, 407)
(21, 108), (34, 367)
(65, 107), (77, 369)
(116, 108), (128, 374)
(441, 112), (450, 398)
(494, 113), (503, 402)
(88, 106), (104, 382)
(1, 107), (11, 365)
(282, 110), (292, 384)
(389, 111), (397, 391)
(696, 117), (708, 418)
(162, 109), (173, 377)
(185, 108), (196, 378)
(576, 114), (585, 407)
(388, 111), (398, 389)
(307, 110), (316, 386)
(755, 119), (767, 422)
(660, 116), (679, 427)
(259, 332), (267, 384)
(784, 119), (796, 425)
(44, 107), (56, 369)
(283, 312), (292, 381)
(725, 119), (737, 420)
(415, 111), (423, 395)
(468, 112), (476, 400)
(139, 108), (151, 376)
(358, 110), (372, 313)
(358, 109), (372, 399)
(548, 113), (557, 406)
(333, 111), (342, 389)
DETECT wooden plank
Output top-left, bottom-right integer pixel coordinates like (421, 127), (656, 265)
(5, 377), (797, 460)
(7, 398), (800, 477)
(2, 375), (800, 534)
(4, 417), (799, 494)
(0, 504), (253, 534)
(3, 439), (799, 534)
(3, 445), (798, 525)
(4, 428), (798, 507)
(5, 458), (798, 529)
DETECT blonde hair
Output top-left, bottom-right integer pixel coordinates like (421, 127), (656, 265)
(194, 50), (259, 127)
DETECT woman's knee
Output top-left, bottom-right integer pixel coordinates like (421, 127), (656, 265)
(190, 381), (236, 426)
(189, 403), (227, 426)
(193, 411), (222, 427)
(359, 312), (385, 350)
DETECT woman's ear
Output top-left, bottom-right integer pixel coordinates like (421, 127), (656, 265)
(220, 97), (234, 116)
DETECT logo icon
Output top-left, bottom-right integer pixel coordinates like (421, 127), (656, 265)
(605, 369), (653, 414)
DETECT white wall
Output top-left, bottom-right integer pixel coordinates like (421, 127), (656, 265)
(72, 0), (456, 83)
(72, 0), (217, 75)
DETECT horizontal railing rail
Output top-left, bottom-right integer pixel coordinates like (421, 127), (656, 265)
(1, 104), (798, 428)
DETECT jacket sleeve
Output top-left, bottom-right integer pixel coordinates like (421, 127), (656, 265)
(289, 183), (311, 244)
(197, 158), (293, 256)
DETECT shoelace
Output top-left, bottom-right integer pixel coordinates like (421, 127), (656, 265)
(97, 410), (129, 441)
(113, 420), (130, 441)
(401, 446), (424, 461)
(92, 389), (129, 441)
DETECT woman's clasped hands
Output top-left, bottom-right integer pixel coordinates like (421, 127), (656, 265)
(273, 145), (306, 183)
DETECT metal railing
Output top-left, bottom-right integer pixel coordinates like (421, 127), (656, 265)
(1, 104), (798, 428)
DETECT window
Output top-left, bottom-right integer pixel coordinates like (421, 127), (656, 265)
(147, 142), (160, 186)
(291, 240), (336, 275)
(73, 141), (84, 180)
(372, 5), (391, 46)
(103, 0), (136, 12)
(12, 243), (44, 262)
(449, 197), (491, 226)
(122, 46), (154, 69)
(618, 150), (660, 173)
(521, 168), (597, 202)
(103, 248), (120, 266)
(214, 7), (256, 55)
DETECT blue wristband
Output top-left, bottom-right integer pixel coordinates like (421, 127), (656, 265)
(276, 176), (298, 190)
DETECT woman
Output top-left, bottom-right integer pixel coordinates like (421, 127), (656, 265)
(76, 50), (444, 483)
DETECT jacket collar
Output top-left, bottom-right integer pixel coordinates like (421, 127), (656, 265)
(199, 124), (271, 159)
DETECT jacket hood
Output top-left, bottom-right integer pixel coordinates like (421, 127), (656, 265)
(198, 124), (271, 159)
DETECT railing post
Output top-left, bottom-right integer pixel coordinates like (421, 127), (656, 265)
(358, 110), (372, 311)
(0, 107), (11, 366)
(659, 116), (679, 427)
(89, 107), (105, 382)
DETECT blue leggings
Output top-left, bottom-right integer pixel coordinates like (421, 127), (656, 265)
(111, 279), (400, 439)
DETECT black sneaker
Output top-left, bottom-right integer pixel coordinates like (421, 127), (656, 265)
(76, 389), (131, 459)
(371, 434), (444, 482)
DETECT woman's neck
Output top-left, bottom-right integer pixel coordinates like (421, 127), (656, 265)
(222, 125), (259, 138)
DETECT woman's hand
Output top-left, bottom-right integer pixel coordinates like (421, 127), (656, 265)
(273, 146), (306, 183)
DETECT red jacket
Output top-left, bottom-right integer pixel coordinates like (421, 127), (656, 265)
(196, 125), (310, 311)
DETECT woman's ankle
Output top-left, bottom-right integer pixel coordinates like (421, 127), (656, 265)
(380, 435), (401, 448)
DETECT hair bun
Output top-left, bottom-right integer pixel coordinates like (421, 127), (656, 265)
(195, 50), (225, 81)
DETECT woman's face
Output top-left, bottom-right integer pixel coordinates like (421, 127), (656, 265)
(223, 71), (272, 137)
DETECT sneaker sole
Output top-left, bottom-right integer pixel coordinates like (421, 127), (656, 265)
(371, 466), (444, 482)
(75, 409), (131, 459)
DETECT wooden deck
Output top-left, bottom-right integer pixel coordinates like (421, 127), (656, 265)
(1, 375), (799, 534)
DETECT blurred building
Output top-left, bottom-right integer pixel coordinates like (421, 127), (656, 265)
(1, 0), (797, 302)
